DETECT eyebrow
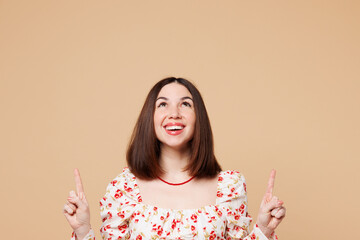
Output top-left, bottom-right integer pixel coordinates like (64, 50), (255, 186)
(156, 96), (193, 101)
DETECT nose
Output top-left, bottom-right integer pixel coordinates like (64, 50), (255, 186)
(168, 105), (181, 119)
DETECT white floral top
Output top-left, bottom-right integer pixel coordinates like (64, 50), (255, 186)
(72, 167), (277, 240)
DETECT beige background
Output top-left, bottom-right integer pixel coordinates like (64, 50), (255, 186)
(1, 0), (359, 239)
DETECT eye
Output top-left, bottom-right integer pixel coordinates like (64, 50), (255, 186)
(157, 102), (167, 108)
(181, 101), (192, 107)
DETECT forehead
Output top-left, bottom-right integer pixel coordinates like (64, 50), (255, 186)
(157, 83), (192, 99)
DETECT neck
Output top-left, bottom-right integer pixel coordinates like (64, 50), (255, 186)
(159, 144), (192, 180)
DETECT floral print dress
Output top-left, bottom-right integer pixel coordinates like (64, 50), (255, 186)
(72, 167), (277, 240)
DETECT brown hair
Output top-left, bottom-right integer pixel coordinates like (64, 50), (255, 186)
(126, 77), (221, 179)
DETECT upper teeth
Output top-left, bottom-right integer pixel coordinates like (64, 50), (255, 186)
(166, 125), (184, 130)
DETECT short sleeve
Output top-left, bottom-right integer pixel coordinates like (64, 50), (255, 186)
(217, 170), (278, 240)
(99, 168), (140, 239)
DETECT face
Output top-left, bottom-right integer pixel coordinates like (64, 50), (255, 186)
(154, 83), (196, 151)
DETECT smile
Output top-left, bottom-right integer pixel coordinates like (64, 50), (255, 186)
(164, 123), (185, 136)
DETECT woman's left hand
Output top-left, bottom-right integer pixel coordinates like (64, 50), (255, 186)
(256, 170), (286, 238)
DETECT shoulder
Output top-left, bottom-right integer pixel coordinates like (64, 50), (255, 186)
(216, 170), (247, 204)
(218, 170), (245, 182)
(102, 167), (142, 203)
(107, 167), (136, 187)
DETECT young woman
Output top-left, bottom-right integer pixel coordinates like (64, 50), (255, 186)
(63, 77), (286, 240)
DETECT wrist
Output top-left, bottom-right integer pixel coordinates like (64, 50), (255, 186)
(74, 224), (91, 240)
(256, 223), (273, 239)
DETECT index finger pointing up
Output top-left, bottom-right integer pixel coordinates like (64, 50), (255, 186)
(265, 169), (276, 201)
(74, 168), (84, 194)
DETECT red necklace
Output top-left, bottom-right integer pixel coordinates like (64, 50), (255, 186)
(158, 176), (195, 186)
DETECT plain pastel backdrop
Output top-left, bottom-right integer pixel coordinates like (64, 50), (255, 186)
(0, 0), (359, 239)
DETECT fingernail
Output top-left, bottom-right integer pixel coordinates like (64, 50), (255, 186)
(278, 200), (284, 205)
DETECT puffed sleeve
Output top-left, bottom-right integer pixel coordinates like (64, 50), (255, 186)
(218, 171), (278, 240)
(99, 170), (139, 240)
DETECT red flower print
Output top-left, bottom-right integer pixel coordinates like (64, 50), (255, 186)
(117, 211), (125, 218)
(156, 225), (163, 236)
(191, 225), (195, 231)
(171, 219), (176, 230)
(191, 214), (198, 222)
(218, 176), (223, 182)
(107, 203), (112, 208)
(110, 180), (117, 186)
(115, 191), (123, 198)
(118, 224), (127, 231)
(217, 191), (223, 197)
(209, 231), (216, 240)
(136, 235), (142, 240)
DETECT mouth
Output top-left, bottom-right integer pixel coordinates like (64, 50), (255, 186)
(164, 123), (185, 135)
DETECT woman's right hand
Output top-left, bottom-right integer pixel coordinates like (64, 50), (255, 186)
(63, 169), (91, 240)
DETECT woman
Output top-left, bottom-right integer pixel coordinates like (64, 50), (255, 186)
(64, 77), (286, 240)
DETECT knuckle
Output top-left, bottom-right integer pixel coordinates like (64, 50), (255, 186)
(67, 203), (76, 210)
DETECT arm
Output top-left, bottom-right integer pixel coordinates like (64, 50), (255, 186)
(98, 176), (137, 239)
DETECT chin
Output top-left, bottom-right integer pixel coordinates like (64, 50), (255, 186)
(161, 141), (191, 151)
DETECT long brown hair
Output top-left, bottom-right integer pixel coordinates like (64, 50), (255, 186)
(126, 77), (221, 179)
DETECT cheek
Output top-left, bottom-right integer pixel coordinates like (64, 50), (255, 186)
(154, 111), (165, 126)
(186, 112), (196, 125)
